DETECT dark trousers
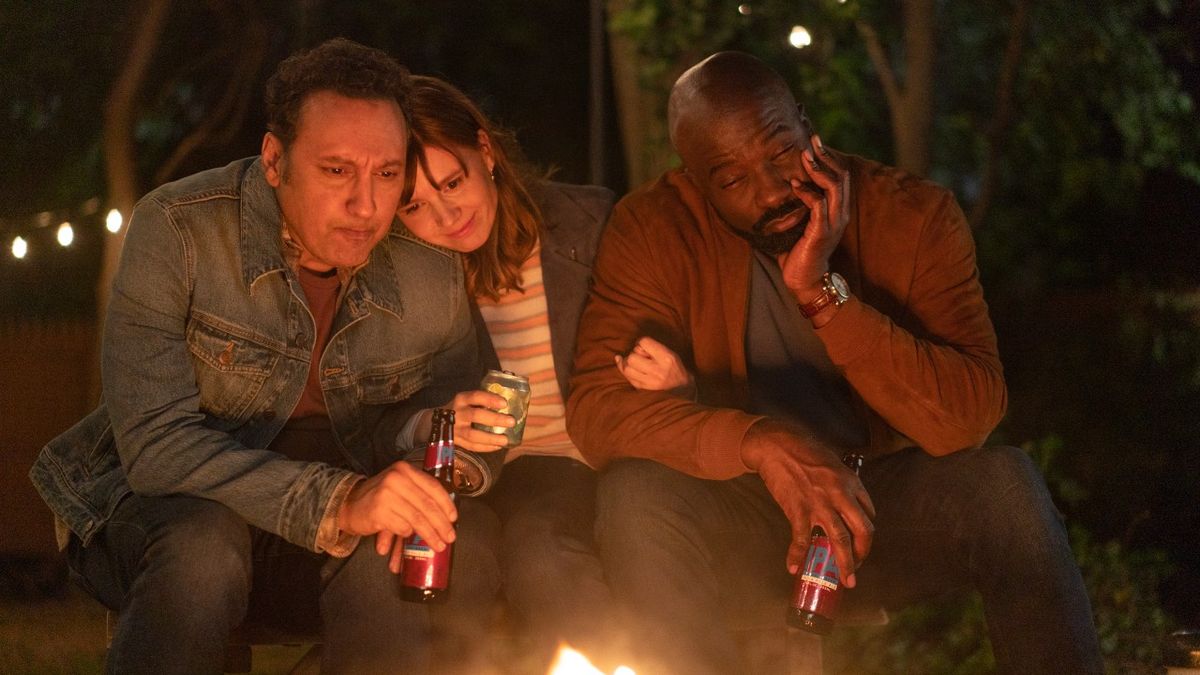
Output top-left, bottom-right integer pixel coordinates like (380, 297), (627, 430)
(595, 446), (1104, 675)
(484, 455), (623, 673)
(70, 493), (500, 675)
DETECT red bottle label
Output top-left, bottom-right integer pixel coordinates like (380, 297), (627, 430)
(790, 534), (842, 619)
(400, 534), (452, 591)
(424, 440), (454, 472)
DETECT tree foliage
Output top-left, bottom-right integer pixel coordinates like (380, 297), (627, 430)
(606, 0), (1200, 290)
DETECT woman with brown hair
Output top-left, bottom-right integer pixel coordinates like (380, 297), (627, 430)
(395, 75), (622, 671)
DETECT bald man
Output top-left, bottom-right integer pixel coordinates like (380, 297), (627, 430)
(567, 52), (1101, 674)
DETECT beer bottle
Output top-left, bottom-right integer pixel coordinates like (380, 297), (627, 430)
(786, 453), (864, 634)
(400, 408), (456, 603)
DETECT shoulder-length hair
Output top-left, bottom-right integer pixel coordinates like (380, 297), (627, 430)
(400, 75), (542, 301)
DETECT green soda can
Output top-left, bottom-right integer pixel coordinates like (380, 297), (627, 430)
(471, 369), (530, 447)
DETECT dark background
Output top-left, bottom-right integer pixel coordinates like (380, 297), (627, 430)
(1, 0), (1197, 663)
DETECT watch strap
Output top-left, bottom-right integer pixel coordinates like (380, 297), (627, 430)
(798, 273), (847, 319)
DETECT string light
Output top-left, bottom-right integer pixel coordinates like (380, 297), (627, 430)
(57, 222), (74, 247)
(1, 196), (112, 259)
(788, 25), (812, 49)
(738, 4), (752, 15)
(106, 209), (123, 233)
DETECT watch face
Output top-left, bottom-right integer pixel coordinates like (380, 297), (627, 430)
(829, 272), (850, 300)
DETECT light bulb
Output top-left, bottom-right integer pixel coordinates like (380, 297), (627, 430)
(106, 208), (124, 233)
(788, 25), (812, 49)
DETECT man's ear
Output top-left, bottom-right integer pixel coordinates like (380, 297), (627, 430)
(262, 132), (285, 188)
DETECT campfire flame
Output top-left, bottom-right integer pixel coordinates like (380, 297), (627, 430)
(547, 645), (635, 675)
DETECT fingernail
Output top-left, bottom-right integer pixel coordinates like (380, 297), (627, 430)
(814, 134), (824, 150)
(788, 564), (799, 575)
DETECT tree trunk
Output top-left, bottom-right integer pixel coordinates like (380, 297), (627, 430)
(858, 0), (936, 176)
(969, 0), (1032, 228)
(94, 0), (172, 401)
(606, 0), (677, 190)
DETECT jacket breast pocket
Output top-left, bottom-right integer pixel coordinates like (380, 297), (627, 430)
(187, 320), (280, 421)
(357, 356), (432, 405)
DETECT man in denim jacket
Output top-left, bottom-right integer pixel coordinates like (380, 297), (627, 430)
(29, 39), (500, 674)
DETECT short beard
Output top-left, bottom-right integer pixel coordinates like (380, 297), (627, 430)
(732, 199), (809, 256)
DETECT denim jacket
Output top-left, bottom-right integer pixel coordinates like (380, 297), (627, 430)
(29, 157), (494, 551)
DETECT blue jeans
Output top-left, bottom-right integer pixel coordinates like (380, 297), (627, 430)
(70, 493), (500, 674)
(484, 456), (623, 672)
(595, 446), (1103, 675)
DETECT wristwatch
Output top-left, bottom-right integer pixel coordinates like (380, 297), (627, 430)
(798, 272), (850, 318)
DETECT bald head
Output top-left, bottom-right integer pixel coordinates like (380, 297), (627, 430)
(663, 52), (819, 254)
(667, 51), (797, 151)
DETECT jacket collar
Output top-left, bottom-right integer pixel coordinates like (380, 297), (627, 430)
(535, 181), (603, 265)
(239, 158), (290, 289)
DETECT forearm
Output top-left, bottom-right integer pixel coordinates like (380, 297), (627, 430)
(816, 296), (1005, 454)
(568, 362), (764, 479)
(815, 190), (1006, 454)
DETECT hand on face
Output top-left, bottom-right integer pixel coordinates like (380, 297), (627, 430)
(776, 134), (851, 303)
(616, 336), (694, 393)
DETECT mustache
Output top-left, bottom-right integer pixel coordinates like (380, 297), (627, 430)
(752, 199), (808, 234)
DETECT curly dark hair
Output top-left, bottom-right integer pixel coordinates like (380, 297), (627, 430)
(264, 38), (410, 148)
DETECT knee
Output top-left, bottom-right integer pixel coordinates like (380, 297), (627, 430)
(450, 500), (502, 601)
(962, 446), (1054, 514)
(142, 499), (251, 598)
(595, 460), (702, 552)
(950, 446), (1067, 557)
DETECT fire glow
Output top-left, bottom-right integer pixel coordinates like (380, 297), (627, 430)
(547, 645), (635, 675)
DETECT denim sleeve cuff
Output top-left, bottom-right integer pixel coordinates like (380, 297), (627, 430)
(316, 473), (364, 557)
(452, 450), (494, 497)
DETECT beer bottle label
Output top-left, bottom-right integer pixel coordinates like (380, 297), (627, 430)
(789, 533), (843, 622)
(800, 534), (841, 590)
(401, 534), (452, 591)
(423, 439), (454, 472)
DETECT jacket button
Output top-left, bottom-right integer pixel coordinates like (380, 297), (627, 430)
(262, 410), (276, 421)
(218, 342), (235, 366)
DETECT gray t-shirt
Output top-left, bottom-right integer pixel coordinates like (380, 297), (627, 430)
(745, 251), (868, 449)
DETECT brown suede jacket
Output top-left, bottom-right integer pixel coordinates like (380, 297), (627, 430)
(566, 153), (1006, 480)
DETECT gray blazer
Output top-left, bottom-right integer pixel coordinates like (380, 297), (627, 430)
(473, 180), (615, 424)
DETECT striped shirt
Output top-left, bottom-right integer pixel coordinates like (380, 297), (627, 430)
(476, 245), (585, 464)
